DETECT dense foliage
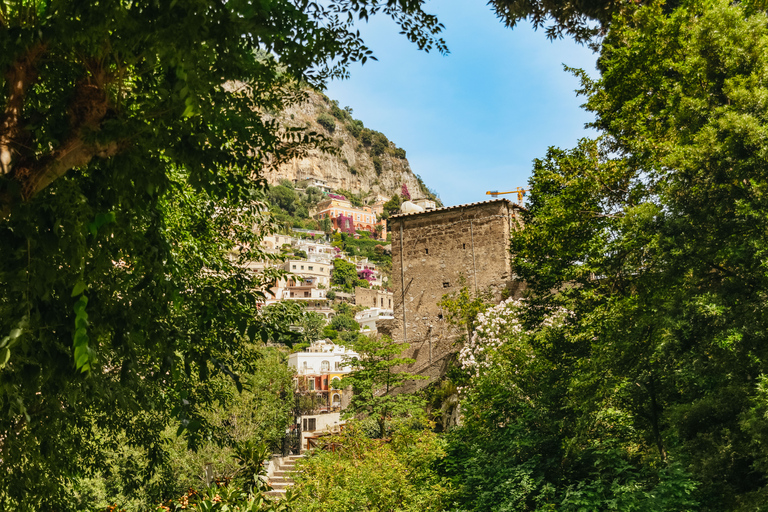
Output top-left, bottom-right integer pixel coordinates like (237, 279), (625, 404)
(292, 421), (450, 512)
(342, 335), (425, 439)
(0, 0), (445, 507)
(439, 0), (768, 510)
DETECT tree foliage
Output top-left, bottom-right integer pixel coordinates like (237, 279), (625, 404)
(332, 257), (359, 292)
(489, 0), (768, 509)
(0, 0), (447, 507)
(342, 335), (425, 439)
(292, 420), (449, 512)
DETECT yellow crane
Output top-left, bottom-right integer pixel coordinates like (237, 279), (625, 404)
(486, 187), (529, 205)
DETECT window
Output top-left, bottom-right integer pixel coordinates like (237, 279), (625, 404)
(334, 361), (341, 371)
(301, 265), (304, 270)
(292, 265), (296, 269)
(463, 243), (466, 249)
(321, 360), (330, 371)
(308, 378), (315, 391)
(443, 282), (450, 288)
(303, 361), (308, 369)
(381, 298), (384, 307)
(425, 248), (429, 254)
(332, 394), (341, 406)
(308, 266), (313, 271)
(303, 418), (317, 431)
(389, 299), (392, 307)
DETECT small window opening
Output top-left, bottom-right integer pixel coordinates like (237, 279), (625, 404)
(443, 282), (450, 288)
(425, 248), (429, 254)
(463, 243), (466, 249)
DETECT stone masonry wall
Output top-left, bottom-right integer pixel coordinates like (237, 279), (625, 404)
(385, 199), (525, 388)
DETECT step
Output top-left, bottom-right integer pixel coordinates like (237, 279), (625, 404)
(265, 454), (304, 499)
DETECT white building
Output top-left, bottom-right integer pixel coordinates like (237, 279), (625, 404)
(288, 340), (358, 451)
(284, 258), (331, 289)
(355, 307), (394, 333)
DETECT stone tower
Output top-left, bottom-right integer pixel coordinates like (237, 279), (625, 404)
(381, 199), (525, 386)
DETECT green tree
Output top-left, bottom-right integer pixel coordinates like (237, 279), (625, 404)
(383, 194), (403, 216)
(0, 1), (447, 506)
(268, 185), (298, 215)
(442, 298), (700, 511)
(437, 280), (493, 343)
(506, 0), (768, 507)
(299, 311), (327, 344)
(330, 313), (359, 332)
(342, 335), (425, 439)
(320, 216), (333, 235)
(331, 258), (358, 292)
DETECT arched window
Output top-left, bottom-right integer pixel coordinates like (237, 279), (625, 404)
(332, 394), (341, 406)
(321, 360), (330, 372)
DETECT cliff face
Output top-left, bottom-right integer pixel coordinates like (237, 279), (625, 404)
(266, 89), (437, 203)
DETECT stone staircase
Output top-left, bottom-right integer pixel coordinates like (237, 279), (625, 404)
(265, 455), (303, 499)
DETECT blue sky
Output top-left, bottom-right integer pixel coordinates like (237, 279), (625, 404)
(324, 0), (598, 207)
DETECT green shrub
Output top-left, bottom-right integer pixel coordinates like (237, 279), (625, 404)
(347, 119), (363, 138)
(372, 156), (382, 175)
(330, 104), (347, 120)
(371, 132), (389, 155)
(292, 421), (449, 512)
(360, 128), (373, 146)
(317, 113), (336, 132)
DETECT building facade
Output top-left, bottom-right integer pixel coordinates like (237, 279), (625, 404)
(284, 259), (331, 288)
(288, 340), (358, 450)
(355, 287), (393, 310)
(316, 197), (377, 233)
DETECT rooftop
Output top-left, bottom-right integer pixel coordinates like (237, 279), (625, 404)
(389, 198), (524, 219)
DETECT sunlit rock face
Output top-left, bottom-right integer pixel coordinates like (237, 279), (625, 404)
(266, 89), (428, 202)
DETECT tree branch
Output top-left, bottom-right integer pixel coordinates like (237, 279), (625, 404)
(1, 60), (126, 218)
(0, 43), (46, 176)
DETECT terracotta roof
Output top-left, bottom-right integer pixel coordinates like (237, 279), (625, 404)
(389, 198), (524, 219)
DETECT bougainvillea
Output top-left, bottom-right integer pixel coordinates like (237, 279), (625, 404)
(401, 184), (411, 201)
(336, 214), (356, 235)
(328, 193), (347, 201)
(358, 268), (375, 282)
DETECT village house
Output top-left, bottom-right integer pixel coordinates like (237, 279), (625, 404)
(288, 340), (358, 450)
(284, 259), (331, 288)
(355, 286), (393, 310)
(315, 196), (378, 235)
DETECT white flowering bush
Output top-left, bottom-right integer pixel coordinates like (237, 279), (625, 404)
(458, 298), (526, 378)
(457, 298), (570, 397)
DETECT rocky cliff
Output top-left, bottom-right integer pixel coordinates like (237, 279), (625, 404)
(266, 89), (440, 204)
